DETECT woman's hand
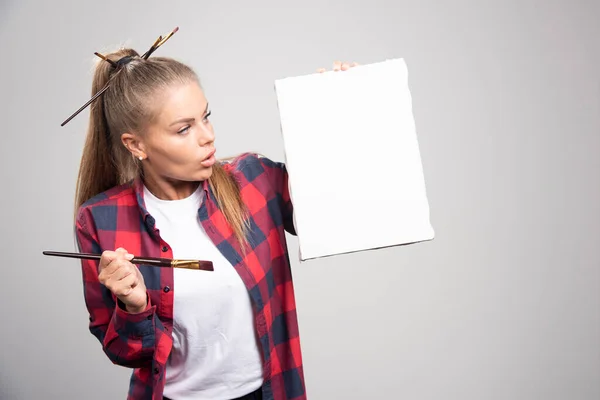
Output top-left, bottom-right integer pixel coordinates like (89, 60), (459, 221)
(317, 60), (360, 73)
(98, 247), (148, 314)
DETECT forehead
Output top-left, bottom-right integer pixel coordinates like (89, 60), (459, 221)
(155, 81), (207, 122)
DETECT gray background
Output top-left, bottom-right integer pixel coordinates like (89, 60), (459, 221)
(1, 0), (598, 399)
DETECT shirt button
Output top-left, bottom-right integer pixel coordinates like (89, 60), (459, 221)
(163, 286), (171, 293)
(146, 315), (152, 320)
(161, 245), (168, 252)
(154, 367), (160, 374)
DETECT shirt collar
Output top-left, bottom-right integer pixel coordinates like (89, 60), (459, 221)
(131, 176), (210, 229)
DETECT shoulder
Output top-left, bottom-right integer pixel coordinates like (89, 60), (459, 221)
(76, 182), (137, 227)
(220, 152), (286, 183)
(220, 152), (284, 171)
(80, 182), (135, 208)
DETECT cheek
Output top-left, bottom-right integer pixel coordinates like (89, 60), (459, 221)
(150, 138), (194, 162)
(147, 138), (203, 175)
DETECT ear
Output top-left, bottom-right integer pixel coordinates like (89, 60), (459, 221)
(121, 132), (147, 160)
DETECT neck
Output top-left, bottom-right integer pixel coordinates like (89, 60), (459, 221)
(141, 169), (201, 200)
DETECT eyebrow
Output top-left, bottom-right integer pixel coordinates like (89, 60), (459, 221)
(169, 102), (210, 127)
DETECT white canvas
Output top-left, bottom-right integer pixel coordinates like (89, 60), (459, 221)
(274, 58), (434, 261)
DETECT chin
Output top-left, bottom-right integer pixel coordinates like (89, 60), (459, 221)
(195, 167), (213, 181)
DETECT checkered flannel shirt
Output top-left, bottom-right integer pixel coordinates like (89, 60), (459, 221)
(75, 153), (306, 400)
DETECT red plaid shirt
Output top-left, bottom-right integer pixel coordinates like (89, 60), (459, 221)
(75, 153), (306, 400)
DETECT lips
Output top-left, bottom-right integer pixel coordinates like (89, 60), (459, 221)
(203, 148), (216, 161)
(200, 148), (217, 168)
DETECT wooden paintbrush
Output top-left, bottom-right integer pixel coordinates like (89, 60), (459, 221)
(42, 251), (213, 271)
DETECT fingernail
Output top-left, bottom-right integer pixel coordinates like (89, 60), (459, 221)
(126, 253), (134, 260)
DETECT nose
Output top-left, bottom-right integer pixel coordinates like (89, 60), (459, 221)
(196, 122), (215, 146)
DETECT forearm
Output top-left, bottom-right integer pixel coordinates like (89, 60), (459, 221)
(77, 209), (158, 368)
(96, 293), (158, 368)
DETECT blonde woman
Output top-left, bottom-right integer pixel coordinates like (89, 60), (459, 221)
(69, 28), (356, 400)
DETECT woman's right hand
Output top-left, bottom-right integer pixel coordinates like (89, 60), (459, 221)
(98, 247), (148, 314)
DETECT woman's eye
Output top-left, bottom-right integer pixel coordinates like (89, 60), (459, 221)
(177, 125), (191, 134)
(203, 110), (212, 122)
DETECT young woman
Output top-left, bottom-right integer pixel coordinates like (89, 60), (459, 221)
(70, 29), (356, 400)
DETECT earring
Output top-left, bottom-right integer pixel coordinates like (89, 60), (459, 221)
(138, 156), (143, 161)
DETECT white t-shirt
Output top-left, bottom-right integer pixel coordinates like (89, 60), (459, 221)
(143, 183), (263, 400)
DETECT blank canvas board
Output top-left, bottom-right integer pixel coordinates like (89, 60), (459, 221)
(274, 58), (435, 261)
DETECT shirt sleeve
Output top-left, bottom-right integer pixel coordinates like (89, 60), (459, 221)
(75, 206), (159, 369)
(255, 154), (297, 236)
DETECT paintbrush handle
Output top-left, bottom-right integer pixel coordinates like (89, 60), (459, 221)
(43, 251), (105, 262)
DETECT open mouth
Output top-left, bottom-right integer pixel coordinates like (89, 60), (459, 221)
(200, 149), (216, 167)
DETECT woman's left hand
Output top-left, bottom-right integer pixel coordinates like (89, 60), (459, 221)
(317, 60), (359, 73)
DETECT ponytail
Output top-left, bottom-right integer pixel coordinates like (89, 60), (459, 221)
(73, 53), (120, 218)
(209, 163), (250, 250)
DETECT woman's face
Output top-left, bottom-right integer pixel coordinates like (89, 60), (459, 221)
(126, 81), (216, 187)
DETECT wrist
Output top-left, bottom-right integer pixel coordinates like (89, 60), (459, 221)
(120, 293), (149, 314)
(125, 302), (147, 314)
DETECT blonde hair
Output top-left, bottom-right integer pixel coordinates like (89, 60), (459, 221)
(74, 48), (249, 246)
